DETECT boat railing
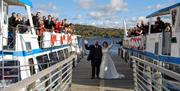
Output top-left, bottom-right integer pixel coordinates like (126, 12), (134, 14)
(4, 24), (32, 50)
(5, 24), (76, 50)
(123, 35), (145, 50)
(0, 54), (69, 87)
(131, 55), (180, 91)
(1, 54), (75, 91)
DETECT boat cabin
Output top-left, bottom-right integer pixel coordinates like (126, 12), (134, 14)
(122, 3), (180, 57)
(0, 0), (81, 88)
(0, 0), (36, 51)
(146, 2), (180, 57)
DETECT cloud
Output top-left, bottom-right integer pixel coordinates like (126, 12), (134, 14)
(145, 2), (176, 10)
(88, 11), (107, 20)
(76, 0), (94, 9)
(73, 14), (83, 20)
(105, 0), (128, 12)
(123, 16), (148, 29)
(34, 2), (60, 17)
(75, 0), (128, 28)
(88, 0), (128, 21)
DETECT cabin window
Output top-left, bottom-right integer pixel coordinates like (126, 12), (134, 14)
(64, 48), (70, 58)
(0, 60), (20, 83)
(25, 42), (32, 51)
(36, 54), (49, 71)
(28, 58), (36, 75)
(155, 42), (159, 55)
(171, 9), (177, 26)
(49, 52), (59, 65)
(58, 50), (65, 61)
(171, 37), (177, 43)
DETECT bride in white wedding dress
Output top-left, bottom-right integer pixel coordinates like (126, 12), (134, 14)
(99, 40), (125, 79)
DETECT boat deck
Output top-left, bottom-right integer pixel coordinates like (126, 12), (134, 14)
(72, 54), (134, 91)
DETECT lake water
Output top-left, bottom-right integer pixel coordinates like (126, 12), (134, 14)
(79, 38), (121, 55)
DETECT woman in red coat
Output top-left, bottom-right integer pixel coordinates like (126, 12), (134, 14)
(54, 18), (61, 33)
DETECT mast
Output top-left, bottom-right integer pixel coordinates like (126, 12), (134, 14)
(123, 20), (128, 39)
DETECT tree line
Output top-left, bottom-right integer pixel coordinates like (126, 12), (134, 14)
(74, 24), (124, 38)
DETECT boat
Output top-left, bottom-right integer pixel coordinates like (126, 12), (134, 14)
(121, 2), (180, 90)
(0, 0), (82, 89)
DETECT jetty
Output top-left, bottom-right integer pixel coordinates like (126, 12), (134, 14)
(72, 54), (134, 91)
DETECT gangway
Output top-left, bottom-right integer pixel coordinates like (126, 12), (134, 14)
(2, 55), (75, 91)
(2, 51), (180, 91)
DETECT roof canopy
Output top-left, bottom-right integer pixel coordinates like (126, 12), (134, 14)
(146, 2), (180, 18)
(4, 0), (32, 7)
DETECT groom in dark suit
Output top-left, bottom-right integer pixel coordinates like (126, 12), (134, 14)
(84, 40), (102, 79)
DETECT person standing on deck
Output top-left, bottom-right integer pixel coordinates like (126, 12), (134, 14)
(45, 15), (54, 32)
(84, 40), (102, 79)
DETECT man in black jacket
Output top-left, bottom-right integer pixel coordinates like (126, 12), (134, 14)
(44, 15), (54, 32)
(84, 40), (102, 79)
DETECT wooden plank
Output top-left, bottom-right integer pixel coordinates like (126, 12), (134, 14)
(72, 54), (134, 91)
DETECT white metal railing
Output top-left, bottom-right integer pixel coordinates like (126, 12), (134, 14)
(2, 54), (75, 91)
(131, 56), (180, 91)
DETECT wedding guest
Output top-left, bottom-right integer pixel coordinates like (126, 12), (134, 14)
(54, 18), (61, 33)
(33, 12), (41, 27)
(45, 15), (53, 32)
(154, 17), (165, 33)
(15, 13), (23, 27)
(8, 12), (16, 28)
(37, 20), (46, 47)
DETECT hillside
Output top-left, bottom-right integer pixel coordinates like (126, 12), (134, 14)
(74, 24), (124, 38)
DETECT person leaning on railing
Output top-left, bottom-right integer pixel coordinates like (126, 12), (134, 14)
(164, 23), (172, 32)
(154, 17), (165, 33)
(32, 12), (41, 27)
(36, 20), (46, 47)
(8, 12), (17, 28)
(54, 18), (61, 33)
(44, 15), (54, 32)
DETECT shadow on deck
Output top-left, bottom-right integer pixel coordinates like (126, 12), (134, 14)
(71, 54), (134, 91)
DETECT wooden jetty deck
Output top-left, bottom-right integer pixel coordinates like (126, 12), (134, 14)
(71, 54), (134, 91)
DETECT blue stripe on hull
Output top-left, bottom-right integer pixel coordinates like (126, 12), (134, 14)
(0, 45), (69, 57)
(125, 48), (180, 64)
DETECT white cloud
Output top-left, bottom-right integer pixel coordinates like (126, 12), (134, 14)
(75, 0), (128, 28)
(73, 14), (83, 20)
(34, 2), (60, 17)
(76, 0), (94, 9)
(106, 0), (128, 12)
(145, 2), (176, 10)
(123, 16), (148, 29)
(88, 0), (127, 24)
(91, 22), (96, 26)
(88, 11), (107, 20)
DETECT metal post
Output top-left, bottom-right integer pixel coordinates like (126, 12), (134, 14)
(132, 59), (138, 91)
(68, 62), (73, 91)
(156, 60), (162, 91)
(146, 65), (152, 91)
(25, 5), (36, 35)
(59, 67), (63, 91)
(49, 73), (52, 91)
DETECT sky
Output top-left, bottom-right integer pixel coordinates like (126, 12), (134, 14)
(9, 0), (179, 28)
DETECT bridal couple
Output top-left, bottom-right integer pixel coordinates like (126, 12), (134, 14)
(84, 39), (125, 79)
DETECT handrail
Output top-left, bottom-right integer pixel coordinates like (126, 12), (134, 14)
(131, 56), (180, 91)
(131, 56), (180, 81)
(3, 54), (75, 91)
